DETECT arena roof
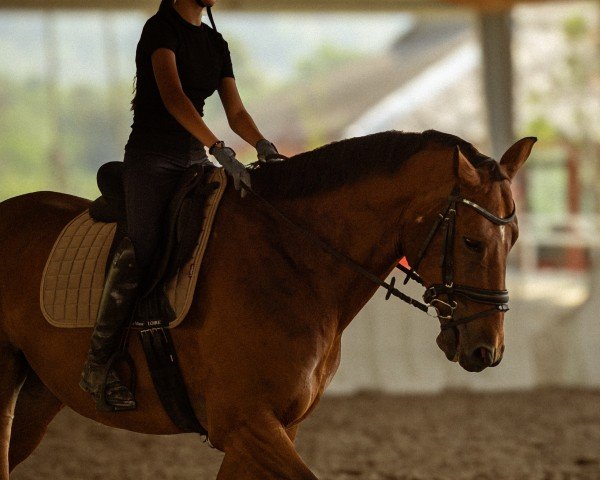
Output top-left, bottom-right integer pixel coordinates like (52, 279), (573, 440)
(0, 0), (555, 11)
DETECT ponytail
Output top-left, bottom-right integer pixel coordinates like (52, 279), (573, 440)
(158, 0), (173, 11)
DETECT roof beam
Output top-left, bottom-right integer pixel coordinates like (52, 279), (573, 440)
(0, 0), (457, 11)
(0, 0), (559, 10)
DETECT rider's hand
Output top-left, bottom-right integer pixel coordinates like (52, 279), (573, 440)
(256, 139), (285, 163)
(210, 142), (251, 197)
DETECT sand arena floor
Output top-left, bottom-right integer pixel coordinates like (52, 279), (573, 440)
(11, 388), (600, 480)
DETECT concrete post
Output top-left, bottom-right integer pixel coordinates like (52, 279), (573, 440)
(479, 10), (514, 160)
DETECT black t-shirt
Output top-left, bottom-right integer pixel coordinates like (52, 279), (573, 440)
(125, 5), (234, 156)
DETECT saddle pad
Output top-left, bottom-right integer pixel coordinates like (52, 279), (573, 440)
(40, 168), (227, 329)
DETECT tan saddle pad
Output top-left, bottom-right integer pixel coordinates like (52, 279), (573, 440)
(40, 168), (227, 329)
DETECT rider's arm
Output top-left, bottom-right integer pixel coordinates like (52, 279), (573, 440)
(151, 48), (220, 148)
(218, 78), (265, 148)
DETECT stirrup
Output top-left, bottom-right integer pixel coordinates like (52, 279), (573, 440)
(84, 352), (137, 412)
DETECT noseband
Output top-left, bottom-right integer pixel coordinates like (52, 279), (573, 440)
(398, 185), (514, 330)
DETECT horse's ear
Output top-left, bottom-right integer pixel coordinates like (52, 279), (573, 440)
(499, 137), (537, 180)
(456, 146), (480, 187)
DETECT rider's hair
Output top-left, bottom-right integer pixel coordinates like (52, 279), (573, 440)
(131, 0), (173, 111)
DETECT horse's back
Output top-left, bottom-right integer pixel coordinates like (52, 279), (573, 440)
(0, 191), (90, 328)
(1, 191), (89, 225)
(0, 191), (89, 243)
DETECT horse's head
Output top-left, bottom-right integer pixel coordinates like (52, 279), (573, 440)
(402, 137), (535, 372)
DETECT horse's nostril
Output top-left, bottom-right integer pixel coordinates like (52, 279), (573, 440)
(474, 345), (495, 367)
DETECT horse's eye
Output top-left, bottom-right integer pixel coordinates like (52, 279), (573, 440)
(463, 236), (483, 252)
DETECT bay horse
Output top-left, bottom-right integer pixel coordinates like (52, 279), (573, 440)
(0, 130), (534, 479)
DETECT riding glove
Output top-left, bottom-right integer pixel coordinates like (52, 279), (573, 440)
(256, 139), (285, 163)
(210, 142), (251, 196)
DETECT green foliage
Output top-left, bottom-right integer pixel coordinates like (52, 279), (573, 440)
(563, 15), (587, 42)
(521, 13), (597, 144)
(296, 43), (358, 78)
(523, 116), (559, 144)
(0, 74), (132, 202)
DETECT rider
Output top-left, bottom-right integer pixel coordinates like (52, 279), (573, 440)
(80, 0), (282, 411)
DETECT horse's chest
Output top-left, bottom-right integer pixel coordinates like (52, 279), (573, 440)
(286, 337), (342, 426)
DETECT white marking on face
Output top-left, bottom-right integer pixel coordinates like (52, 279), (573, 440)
(499, 225), (506, 244)
(416, 216), (424, 224)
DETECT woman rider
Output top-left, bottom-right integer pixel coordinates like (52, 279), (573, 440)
(80, 0), (281, 411)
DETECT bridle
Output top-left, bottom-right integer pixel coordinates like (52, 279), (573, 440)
(240, 168), (515, 332)
(397, 184), (514, 330)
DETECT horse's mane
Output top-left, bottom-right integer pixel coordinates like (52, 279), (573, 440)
(250, 130), (500, 200)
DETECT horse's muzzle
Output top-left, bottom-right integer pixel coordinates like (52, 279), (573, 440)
(459, 344), (503, 372)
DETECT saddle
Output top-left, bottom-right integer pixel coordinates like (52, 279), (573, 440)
(90, 161), (218, 325)
(41, 162), (227, 329)
(90, 161), (215, 284)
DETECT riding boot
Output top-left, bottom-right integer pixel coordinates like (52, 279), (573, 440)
(79, 236), (140, 411)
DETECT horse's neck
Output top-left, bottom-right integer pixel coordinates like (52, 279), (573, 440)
(272, 149), (453, 332)
(275, 176), (411, 331)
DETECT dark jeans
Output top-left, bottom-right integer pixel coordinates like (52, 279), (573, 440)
(123, 148), (210, 271)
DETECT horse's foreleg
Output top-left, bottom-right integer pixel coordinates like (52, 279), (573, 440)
(9, 369), (63, 472)
(0, 344), (27, 480)
(216, 418), (317, 480)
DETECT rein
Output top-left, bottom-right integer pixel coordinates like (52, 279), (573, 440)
(241, 182), (435, 316)
(240, 177), (514, 331)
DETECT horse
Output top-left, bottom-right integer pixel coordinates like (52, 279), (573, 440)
(0, 130), (534, 479)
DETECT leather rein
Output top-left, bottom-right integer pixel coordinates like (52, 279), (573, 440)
(241, 175), (514, 332)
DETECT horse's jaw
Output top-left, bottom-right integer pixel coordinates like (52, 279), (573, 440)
(436, 328), (459, 362)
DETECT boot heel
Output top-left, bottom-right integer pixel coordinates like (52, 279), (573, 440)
(95, 352), (137, 412)
(96, 392), (136, 412)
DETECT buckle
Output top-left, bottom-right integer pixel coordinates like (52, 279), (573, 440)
(425, 297), (457, 320)
(423, 286), (437, 304)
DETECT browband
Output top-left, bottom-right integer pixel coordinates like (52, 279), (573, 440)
(459, 198), (516, 225)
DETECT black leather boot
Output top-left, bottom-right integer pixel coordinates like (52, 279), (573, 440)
(80, 236), (139, 411)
